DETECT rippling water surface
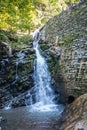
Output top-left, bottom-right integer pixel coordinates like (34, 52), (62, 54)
(0, 105), (64, 130)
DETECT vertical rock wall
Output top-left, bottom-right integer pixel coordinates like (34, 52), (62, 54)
(40, 1), (87, 97)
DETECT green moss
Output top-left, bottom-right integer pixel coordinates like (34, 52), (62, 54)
(40, 44), (49, 50)
(10, 35), (32, 50)
(10, 42), (25, 50)
(18, 60), (34, 75)
(0, 30), (32, 50)
(0, 30), (9, 42)
(7, 70), (14, 81)
(20, 68), (29, 75)
(52, 60), (60, 76)
(73, 89), (82, 96)
(18, 35), (32, 44)
(59, 33), (79, 49)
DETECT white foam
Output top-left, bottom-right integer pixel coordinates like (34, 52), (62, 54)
(30, 102), (65, 112)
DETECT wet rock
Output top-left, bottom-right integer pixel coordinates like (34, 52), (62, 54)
(0, 42), (9, 59)
(0, 34), (34, 108)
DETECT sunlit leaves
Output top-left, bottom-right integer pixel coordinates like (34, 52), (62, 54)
(0, 0), (81, 33)
(0, 10), (10, 29)
(64, 0), (80, 4)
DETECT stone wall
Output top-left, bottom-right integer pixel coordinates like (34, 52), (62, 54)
(40, 1), (87, 98)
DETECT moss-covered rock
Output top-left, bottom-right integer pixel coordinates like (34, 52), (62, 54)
(0, 30), (34, 108)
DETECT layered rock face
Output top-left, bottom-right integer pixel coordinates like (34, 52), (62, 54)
(60, 93), (87, 130)
(40, 1), (87, 98)
(0, 32), (35, 108)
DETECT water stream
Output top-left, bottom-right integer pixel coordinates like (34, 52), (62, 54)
(29, 29), (64, 112)
(33, 29), (54, 105)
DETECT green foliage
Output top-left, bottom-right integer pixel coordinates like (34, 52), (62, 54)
(0, 30), (9, 42)
(18, 35), (32, 44)
(65, 0), (80, 4)
(0, 0), (81, 33)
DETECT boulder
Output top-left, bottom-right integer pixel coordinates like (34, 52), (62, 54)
(60, 93), (87, 130)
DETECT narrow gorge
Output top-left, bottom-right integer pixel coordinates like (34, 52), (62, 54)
(0, 0), (87, 130)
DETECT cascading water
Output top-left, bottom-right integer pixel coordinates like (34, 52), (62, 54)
(29, 29), (64, 112)
(3, 29), (64, 113)
(33, 29), (54, 105)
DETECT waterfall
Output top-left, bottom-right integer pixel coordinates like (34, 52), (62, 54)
(32, 29), (54, 105)
(29, 29), (64, 112)
(4, 29), (64, 113)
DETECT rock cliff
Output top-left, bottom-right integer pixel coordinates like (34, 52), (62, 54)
(40, 1), (87, 98)
(40, 2), (87, 129)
